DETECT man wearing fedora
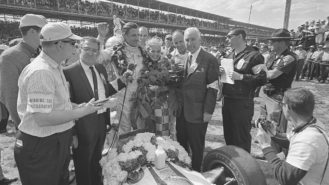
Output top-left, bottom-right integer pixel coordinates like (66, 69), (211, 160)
(0, 14), (47, 132)
(14, 22), (103, 185)
(259, 28), (298, 153)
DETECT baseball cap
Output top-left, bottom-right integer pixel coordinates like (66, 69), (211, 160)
(41, 22), (82, 42)
(19, 14), (47, 28)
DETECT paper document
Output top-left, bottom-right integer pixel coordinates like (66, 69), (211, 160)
(220, 58), (234, 84)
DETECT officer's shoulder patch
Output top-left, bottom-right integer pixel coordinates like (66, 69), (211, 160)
(282, 55), (295, 65)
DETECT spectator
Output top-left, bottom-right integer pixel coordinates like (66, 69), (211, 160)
(0, 14), (47, 130)
(138, 26), (149, 49)
(319, 44), (329, 83)
(294, 44), (307, 81)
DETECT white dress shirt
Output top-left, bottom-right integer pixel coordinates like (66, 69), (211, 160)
(80, 61), (106, 113)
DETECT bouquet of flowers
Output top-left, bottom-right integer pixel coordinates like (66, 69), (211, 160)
(130, 56), (172, 125)
(101, 132), (191, 185)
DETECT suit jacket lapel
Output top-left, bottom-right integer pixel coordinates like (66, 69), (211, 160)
(77, 62), (94, 98)
(95, 65), (110, 97)
(187, 49), (203, 78)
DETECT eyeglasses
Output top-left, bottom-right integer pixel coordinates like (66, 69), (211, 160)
(81, 47), (99, 54)
(226, 34), (238, 39)
(61, 40), (76, 46)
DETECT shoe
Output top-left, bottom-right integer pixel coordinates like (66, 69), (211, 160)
(0, 177), (18, 185)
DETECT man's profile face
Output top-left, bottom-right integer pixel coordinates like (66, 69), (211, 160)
(173, 33), (186, 54)
(184, 31), (201, 53)
(125, 28), (139, 47)
(226, 31), (242, 49)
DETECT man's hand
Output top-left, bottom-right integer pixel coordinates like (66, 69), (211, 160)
(102, 98), (118, 109)
(228, 71), (243, 80)
(203, 112), (212, 123)
(97, 22), (109, 38)
(72, 135), (78, 149)
(256, 127), (272, 149)
(81, 98), (104, 114)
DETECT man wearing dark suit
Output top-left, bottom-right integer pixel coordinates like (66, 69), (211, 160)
(176, 27), (219, 172)
(64, 37), (126, 185)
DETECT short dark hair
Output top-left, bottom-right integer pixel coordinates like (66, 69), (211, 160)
(229, 29), (247, 40)
(122, 22), (138, 35)
(283, 88), (314, 117)
(20, 26), (41, 36)
(80, 36), (100, 50)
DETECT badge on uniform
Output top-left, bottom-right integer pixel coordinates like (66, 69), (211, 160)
(236, 58), (246, 70)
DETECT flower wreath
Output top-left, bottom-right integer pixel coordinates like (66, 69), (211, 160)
(130, 55), (172, 128)
(111, 43), (148, 75)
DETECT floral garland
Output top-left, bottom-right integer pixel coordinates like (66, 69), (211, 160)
(130, 55), (172, 126)
(111, 43), (147, 76)
(100, 132), (191, 185)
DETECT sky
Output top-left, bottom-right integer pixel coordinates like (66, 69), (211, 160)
(157, 0), (329, 30)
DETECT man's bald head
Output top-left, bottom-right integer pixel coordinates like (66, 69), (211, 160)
(172, 30), (186, 54)
(138, 26), (149, 47)
(184, 27), (202, 53)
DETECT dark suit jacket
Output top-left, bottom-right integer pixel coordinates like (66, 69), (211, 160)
(180, 48), (219, 124)
(63, 61), (125, 137)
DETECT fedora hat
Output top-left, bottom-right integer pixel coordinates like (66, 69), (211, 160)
(268, 28), (292, 41)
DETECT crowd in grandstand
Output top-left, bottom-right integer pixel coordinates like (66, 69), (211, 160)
(0, 1), (329, 185)
(0, 0), (273, 35)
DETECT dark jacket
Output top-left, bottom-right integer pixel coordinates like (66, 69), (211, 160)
(63, 62), (125, 132)
(223, 46), (266, 99)
(179, 48), (219, 124)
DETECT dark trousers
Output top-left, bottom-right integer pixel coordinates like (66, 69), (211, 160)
(301, 62), (311, 79)
(0, 102), (9, 130)
(176, 112), (208, 172)
(295, 59), (305, 80)
(14, 129), (72, 185)
(222, 98), (253, 153)
(319, 64), (329, 82)
(73, 114), (106, 185)
(309, 62), (320, 80)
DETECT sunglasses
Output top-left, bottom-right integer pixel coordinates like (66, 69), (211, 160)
(61, 40), (76, 46)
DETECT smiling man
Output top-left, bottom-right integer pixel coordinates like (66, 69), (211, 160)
(176, 27), (219, 172)
(64, 37), (127, 185)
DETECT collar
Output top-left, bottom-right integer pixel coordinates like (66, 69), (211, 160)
(189, 47), (201, 60)
(80, 60), (94, 71)
(39, 51), (60, 69)
(20, 41), (37, 56)
(292, 117), (317, 133)
(125, 42), (139, 50)
(173, 48), (187, 56)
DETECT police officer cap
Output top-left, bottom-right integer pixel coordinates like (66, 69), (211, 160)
(268, 28), (292, 41)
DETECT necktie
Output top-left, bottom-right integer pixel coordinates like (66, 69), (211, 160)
(89, 66), (99, 100)
(188, 55), (194, 74)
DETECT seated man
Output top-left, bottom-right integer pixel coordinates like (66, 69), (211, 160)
(256, 87), (329, 185)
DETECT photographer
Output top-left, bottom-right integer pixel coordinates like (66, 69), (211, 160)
(259, 29), (297, 153)
(256, 88), (329, 185)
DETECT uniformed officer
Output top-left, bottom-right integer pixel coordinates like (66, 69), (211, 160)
(222, 29), (267, 153)
(259, 28), (298, 153)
